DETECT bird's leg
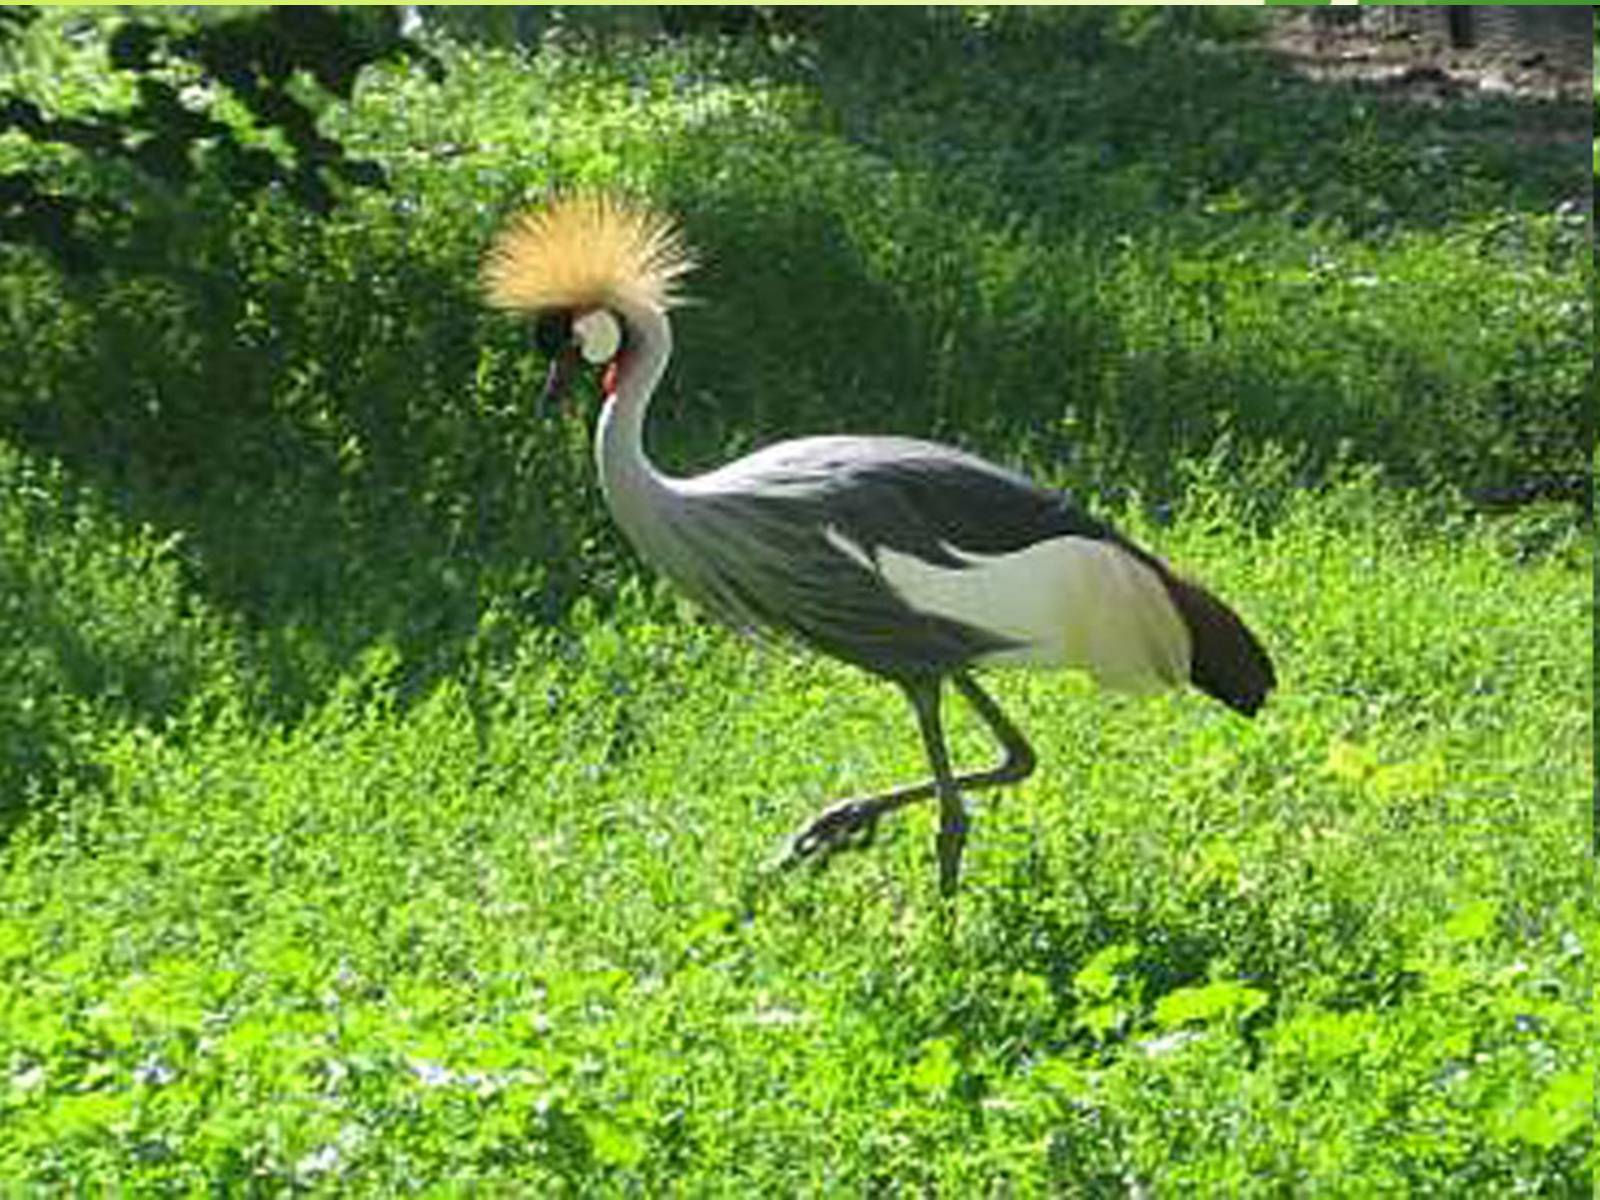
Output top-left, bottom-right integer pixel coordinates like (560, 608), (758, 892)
(948, 670), (1036, 792)
(905, 679), (967, 896)
(777, 671), (1035, 876)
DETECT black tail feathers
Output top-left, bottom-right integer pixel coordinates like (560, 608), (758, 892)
(1160, 572), (1275, 716)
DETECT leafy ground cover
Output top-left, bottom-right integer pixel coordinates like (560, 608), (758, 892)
(0, 8), (1592, 1193)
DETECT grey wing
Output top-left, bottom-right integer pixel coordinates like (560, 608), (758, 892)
(663, 436), (1116, 677)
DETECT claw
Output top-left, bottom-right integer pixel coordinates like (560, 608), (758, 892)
(774, 801), (880, 872)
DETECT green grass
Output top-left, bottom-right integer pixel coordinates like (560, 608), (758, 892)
(1, 8), (1593, 1193)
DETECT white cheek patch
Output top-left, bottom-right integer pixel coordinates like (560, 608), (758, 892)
(573, 308), (622, 364)
(830, 528), (1191, 693)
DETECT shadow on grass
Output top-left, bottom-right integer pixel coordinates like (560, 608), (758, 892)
(668, 6), (1588, 500)
(0, 8), (1587, 831)
(0, 183), (973, 833)
(796, 7), (1587, 237)
(7, 250), (571, 700)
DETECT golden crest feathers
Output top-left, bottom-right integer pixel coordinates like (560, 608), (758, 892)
(482, 192), (695, 315)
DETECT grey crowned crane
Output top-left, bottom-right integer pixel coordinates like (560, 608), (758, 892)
(484, 193), (1275, 896)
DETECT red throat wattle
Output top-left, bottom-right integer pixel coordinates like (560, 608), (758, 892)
(601, 358), (620, 398)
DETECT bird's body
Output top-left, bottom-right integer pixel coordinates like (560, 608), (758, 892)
(485, 194), (1275, 894)
(630, 431), (1212, 694)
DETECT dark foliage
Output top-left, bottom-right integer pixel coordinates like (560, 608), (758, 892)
(0, 6), (439, 272)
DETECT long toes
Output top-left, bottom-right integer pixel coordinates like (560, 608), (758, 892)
(770, 820), (834, 871)
(781, 803), (878, 868)
(847, 813), (879, 851)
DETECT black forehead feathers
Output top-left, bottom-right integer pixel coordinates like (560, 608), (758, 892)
(533, 311), (572, 356)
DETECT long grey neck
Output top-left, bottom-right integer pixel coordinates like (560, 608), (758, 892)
(595, 299), (677, 547)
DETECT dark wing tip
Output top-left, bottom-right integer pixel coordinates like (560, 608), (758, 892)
(1160, 573), (1276, 717)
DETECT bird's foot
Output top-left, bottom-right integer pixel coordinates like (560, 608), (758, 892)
(773, 799), (881, 871)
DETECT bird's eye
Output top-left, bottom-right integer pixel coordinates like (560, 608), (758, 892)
(573, 308), (623, 365)
(533, 311), (572, 356)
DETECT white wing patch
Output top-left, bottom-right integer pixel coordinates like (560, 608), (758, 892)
(822, 524), (877, 572)
(824, 526), (1191, 693)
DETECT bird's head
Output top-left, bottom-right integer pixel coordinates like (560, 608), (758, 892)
(528, 307), (627, 402)
(482, 191), (694, 402)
